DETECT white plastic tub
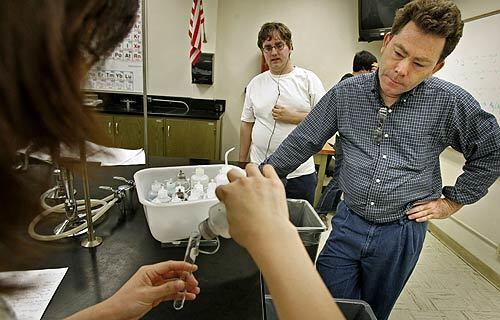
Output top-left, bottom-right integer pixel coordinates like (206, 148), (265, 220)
(134, 164), (240, 243)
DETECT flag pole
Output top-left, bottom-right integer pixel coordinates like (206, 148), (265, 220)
(202, 22), (207, 43)
(201, 0), (207, 43)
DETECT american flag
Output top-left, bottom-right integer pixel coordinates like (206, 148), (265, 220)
(189, 0), (205, 65)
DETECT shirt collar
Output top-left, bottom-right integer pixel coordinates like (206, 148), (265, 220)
(369, 72), (428, 103)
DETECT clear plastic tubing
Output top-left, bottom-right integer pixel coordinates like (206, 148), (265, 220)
(173, 231), (201, 310)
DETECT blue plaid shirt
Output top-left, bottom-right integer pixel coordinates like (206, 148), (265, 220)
(264, 73), (500, 223)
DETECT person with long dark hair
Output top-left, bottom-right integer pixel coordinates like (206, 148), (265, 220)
(0, 2), (199, 319)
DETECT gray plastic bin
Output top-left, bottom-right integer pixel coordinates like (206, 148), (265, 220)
(264, 296), (377, 320)
(262, 199), (327, 297)
(287, 199), (326, 262)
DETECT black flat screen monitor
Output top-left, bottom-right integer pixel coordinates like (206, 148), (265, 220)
(358, 0), (409, 42)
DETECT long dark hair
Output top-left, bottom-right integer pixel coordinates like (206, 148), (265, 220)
(0, 0), (139, 266)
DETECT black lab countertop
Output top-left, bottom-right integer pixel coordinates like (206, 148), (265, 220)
(5, 157), (262, 320)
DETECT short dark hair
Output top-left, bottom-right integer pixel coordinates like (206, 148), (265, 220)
(391, 0), (463, 62)
(257, 22), (292, 50)
(353, 51), (377, 72)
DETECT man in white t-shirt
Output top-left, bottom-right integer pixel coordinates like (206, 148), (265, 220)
(239, 22), (326, 204)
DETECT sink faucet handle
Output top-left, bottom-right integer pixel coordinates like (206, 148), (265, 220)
(113, 176), (135, 186)
(99, 185), (115, 192)
(120, 99), (136, 104)
(120, 99), (136, 111)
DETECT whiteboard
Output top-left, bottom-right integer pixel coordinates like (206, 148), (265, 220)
(83, 2), (143, 93)
(435, 12), (500, 123)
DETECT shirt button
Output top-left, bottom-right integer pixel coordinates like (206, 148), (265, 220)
(384, 133), (389, 138)
(370, 202), (375, 206)
(388, 109), (393, 113)
(376, 179), (381, 183)
(382, 155), (387, 159)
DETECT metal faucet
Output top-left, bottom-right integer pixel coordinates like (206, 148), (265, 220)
(120, 99), (136, 112)
(51, 165), (83, 235)
(99, 176), (135, 215)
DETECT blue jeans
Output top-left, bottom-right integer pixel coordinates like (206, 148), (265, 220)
(316, 201), (427, 320)
(285, 172), (317, 206)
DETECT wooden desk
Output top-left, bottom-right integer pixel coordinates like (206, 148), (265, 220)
(314, 143), (335, 206)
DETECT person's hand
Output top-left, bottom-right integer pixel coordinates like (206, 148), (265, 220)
(215, 163), (292, 249)
(272, 105), (303, 124)
(406, 198), (463, 222)
(106, 261), (200, 319)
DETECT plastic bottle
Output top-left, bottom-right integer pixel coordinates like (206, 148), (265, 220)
(188, 182), (204, 201)
(165, 179), (176, 196)
(206, 179), (217, 199)
(214, 167), (230, 186)
(152, 186), (171, 203)
(198, 202), (231, 240)
(148, 180), (162, 200)
(191, 167), (209, 190)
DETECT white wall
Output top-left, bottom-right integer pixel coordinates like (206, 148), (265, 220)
(436, 149), (500, 278)
(432, 0), (500, 279)
(146, 0), (218, 97)
(439, 149), (500, 244)
(453, 0), (499, 20)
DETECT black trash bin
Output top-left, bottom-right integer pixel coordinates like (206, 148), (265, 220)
(264, 296), (377, 320)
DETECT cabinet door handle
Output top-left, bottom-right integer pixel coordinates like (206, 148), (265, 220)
(115, 122), (119, 135)
(107, 122), (112, 135)
(167, 125), (170, 137)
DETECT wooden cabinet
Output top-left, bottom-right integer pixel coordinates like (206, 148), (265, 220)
(94, 113), (144, 149)
(114, 115), (144, 149)
(95, 112), (221, 159)
(94, 113), (115, 146)
(147, 117), (222, 160)
(147, 117), (165, 157)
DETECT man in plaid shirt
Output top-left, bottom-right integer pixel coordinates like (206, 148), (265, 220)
(262, 1), (500, 319)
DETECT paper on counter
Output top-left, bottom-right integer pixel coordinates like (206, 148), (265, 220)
(0, 267), (68, 320)
(20, 141), (146, 166)
(86, 144), (146, 166)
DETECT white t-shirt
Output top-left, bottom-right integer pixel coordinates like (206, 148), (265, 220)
(241, 66), (326, 179)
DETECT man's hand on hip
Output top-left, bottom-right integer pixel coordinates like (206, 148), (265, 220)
(406, 198), (463, 222)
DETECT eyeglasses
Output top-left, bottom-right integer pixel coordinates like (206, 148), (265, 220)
(374, 107), (388, 144)
(262, 42), (286, 53)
